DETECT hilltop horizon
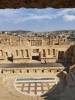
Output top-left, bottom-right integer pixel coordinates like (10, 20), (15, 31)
(0, 29), (75, 33)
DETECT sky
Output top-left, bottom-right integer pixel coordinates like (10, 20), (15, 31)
(0, 8), (75, 32)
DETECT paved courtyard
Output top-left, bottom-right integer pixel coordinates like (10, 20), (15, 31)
(0, 73), (59, 100)
(15, 81), (56, 96)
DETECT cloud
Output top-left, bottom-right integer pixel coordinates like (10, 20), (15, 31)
(0, 8), (75, 31)
(51, 8), (75, 20)
(63, 14), (75, 21)
(0, 8), (75, 24)
(12, 8), (75, 23)
(15, 14), (53, 23)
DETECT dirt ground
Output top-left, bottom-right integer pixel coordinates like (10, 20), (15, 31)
(0, 76), (43, 100)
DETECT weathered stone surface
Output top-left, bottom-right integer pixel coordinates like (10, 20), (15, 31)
(0, 0), (75, 8)
(42, 66), (75, 100)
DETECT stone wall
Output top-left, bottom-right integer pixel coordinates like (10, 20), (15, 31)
(0, 0), (74, 8)
(0, 33), (72, 64)
(0, 66), (64, 77)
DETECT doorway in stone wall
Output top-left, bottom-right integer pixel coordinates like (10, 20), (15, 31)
(7, 56), (13, 62)
(58, 51), (64, 62)
(6, 50), (13, 62)
(32, 55), (39, 60)
(32, 49), (41, 62)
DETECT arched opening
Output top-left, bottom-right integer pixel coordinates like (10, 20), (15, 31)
(58, 51), (64, 59)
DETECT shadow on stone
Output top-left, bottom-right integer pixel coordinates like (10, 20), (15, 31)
(41, 71), (67, 100)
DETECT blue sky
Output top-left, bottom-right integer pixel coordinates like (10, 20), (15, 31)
(0, 8), (75, 32)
